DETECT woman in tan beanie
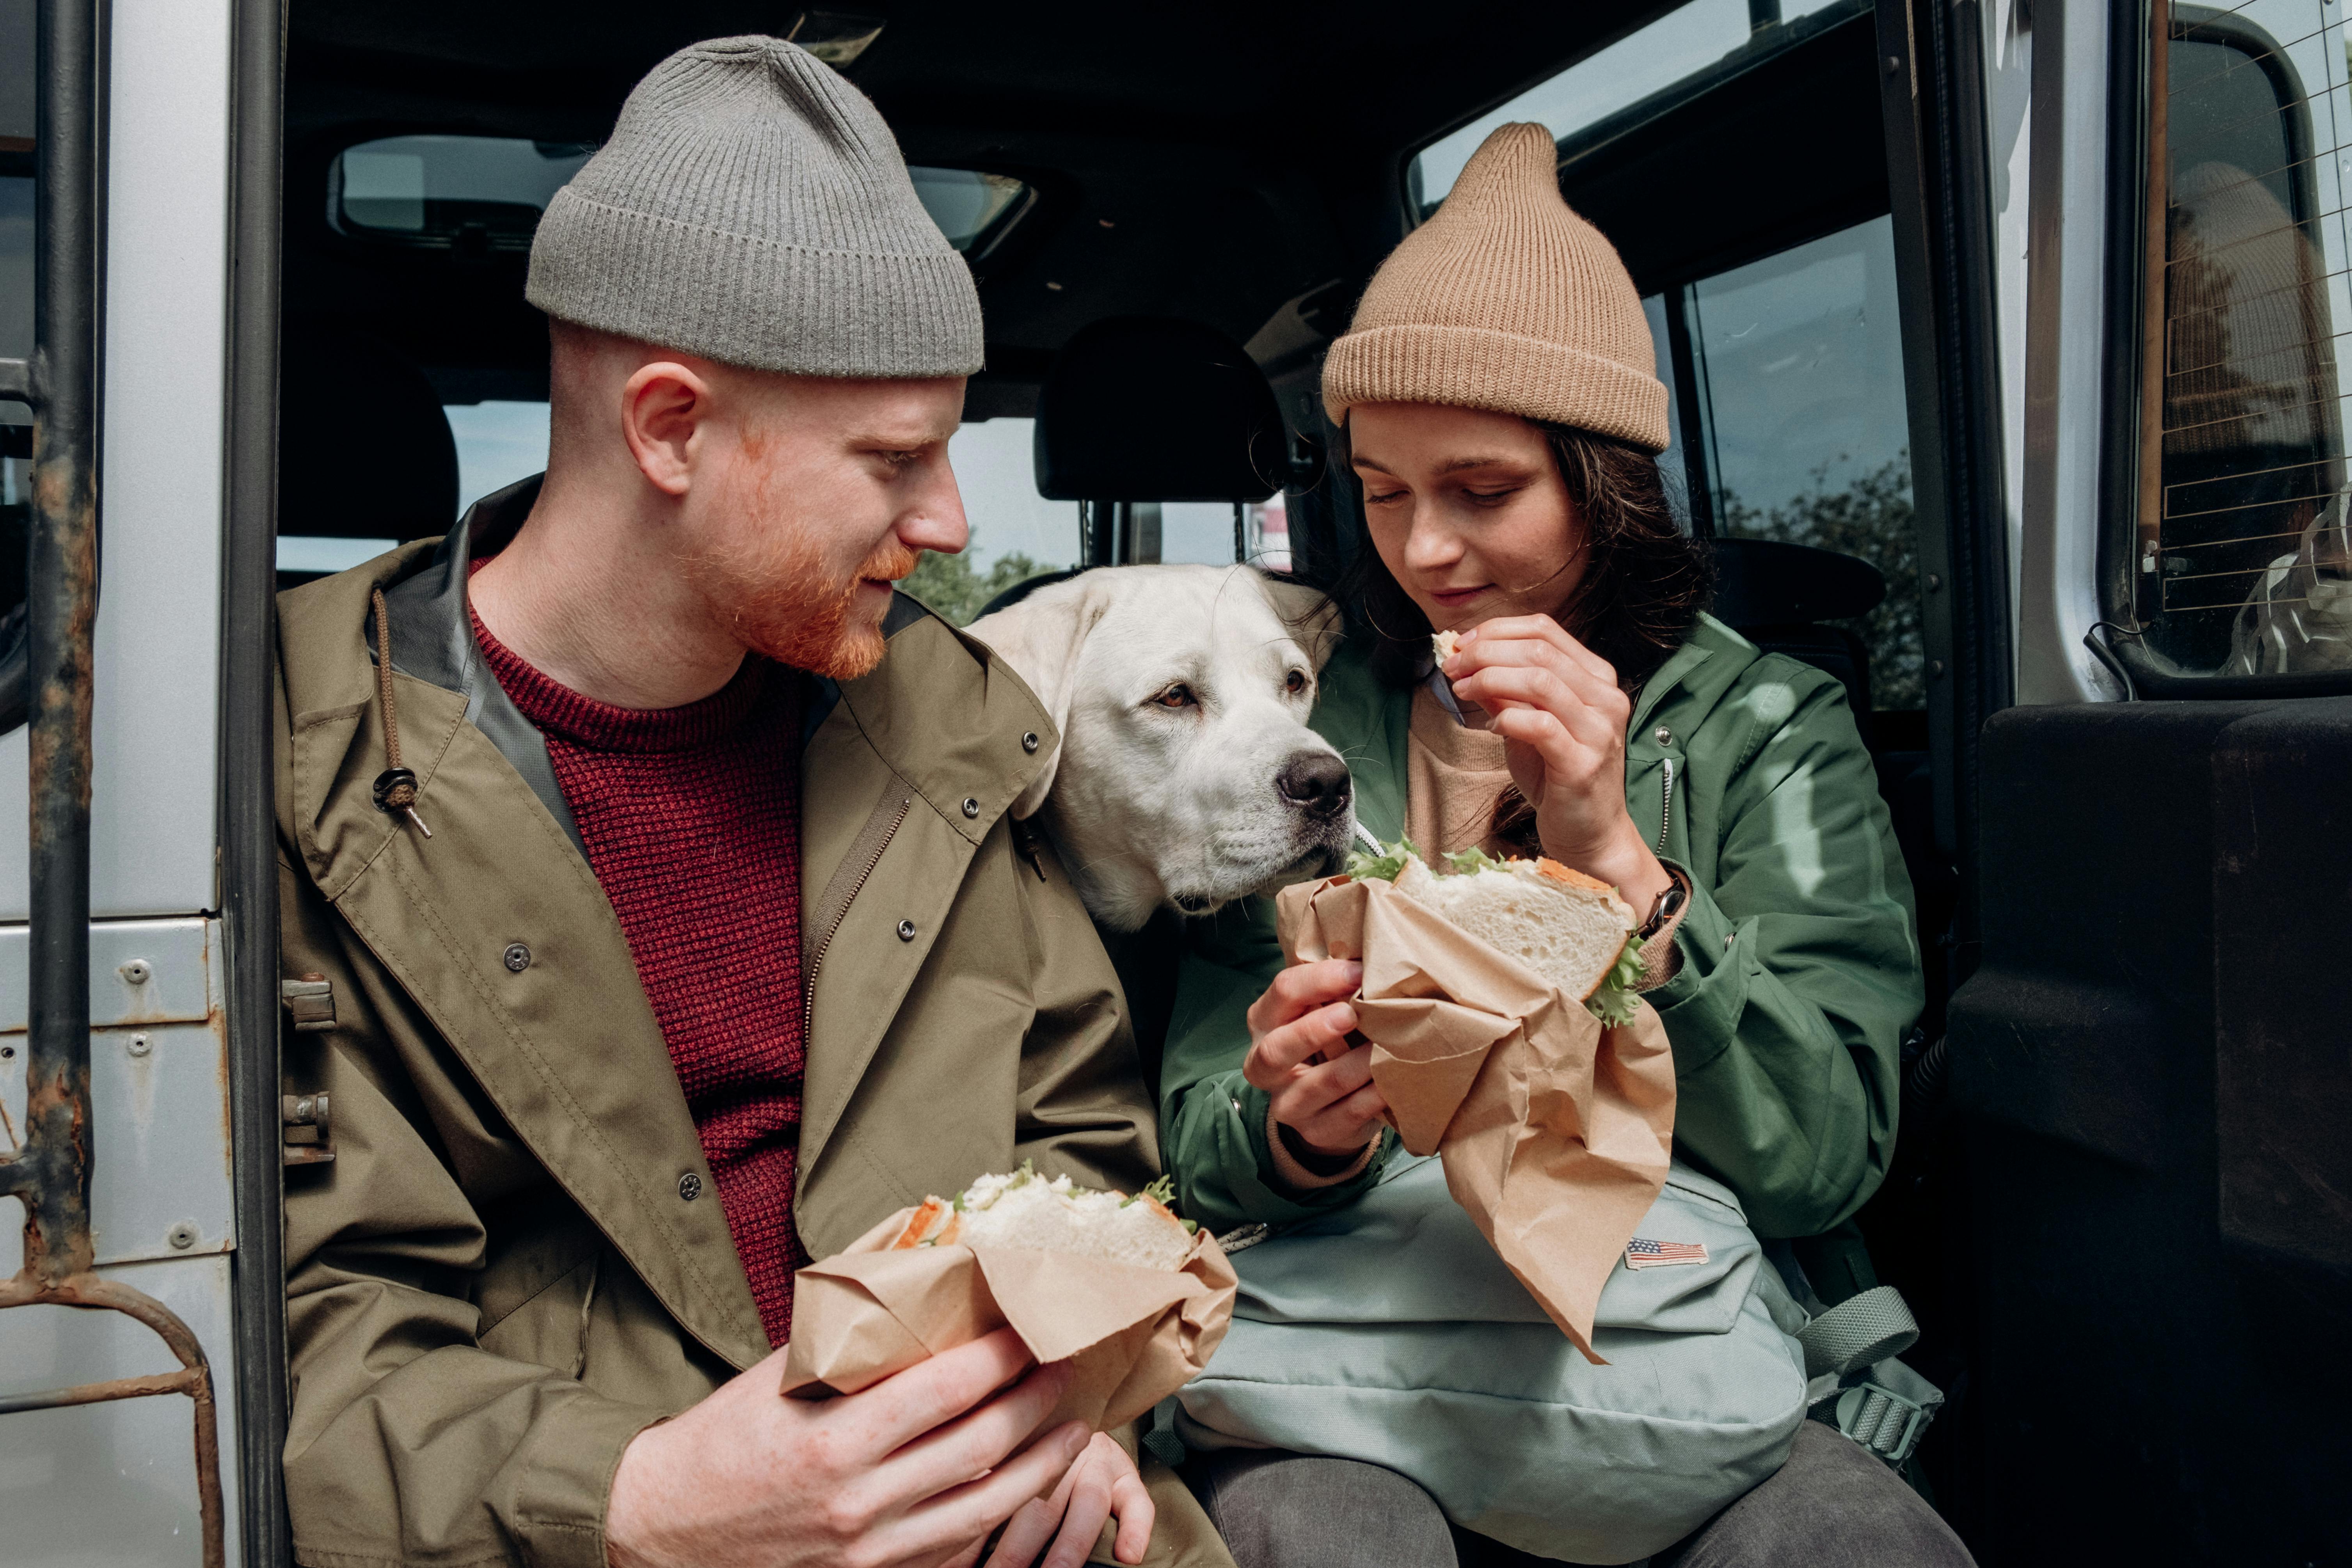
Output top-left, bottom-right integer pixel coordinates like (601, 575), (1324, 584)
(1161, 127), (1966, 1566)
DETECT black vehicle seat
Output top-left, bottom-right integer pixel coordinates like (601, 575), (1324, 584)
(1707, 536), (1884, 724)
(975, 316), (1296, 621)
(276, 325), (459, 588)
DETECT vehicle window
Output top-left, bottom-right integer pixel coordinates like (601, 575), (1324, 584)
(2132, 0), (2352, 680)
(330, 135), (1036, 260)
(1680, 217), (1922, 710)
(2, 0), (32, 637)
(1407, 0), (1863, 215)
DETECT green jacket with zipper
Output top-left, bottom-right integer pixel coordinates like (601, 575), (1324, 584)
(273, 480), (1231, 1568)
(1158, 613), (1922, 1244)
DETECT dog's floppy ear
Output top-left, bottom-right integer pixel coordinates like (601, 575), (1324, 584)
(967, 574), (1113, 819)
(1259, 575), (1344, 673)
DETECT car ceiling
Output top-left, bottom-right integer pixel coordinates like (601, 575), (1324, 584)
(283, 1), (1682, 409)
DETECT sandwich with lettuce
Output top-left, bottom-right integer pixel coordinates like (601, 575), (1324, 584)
(1345, 838), (1647, 1025)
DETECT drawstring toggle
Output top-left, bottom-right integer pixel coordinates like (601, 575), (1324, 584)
(369, 586), (433, 839)
(373, 767), (432, 838)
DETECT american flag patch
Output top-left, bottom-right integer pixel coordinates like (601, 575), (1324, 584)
(1625, 1237), (1709, 1269)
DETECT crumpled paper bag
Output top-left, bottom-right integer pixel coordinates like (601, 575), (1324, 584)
(781, 1206), (1238, 1430)
(1276, 872), (1677, 1363)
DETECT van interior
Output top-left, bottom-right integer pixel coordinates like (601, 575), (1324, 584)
(271, 0), (1974, 1545)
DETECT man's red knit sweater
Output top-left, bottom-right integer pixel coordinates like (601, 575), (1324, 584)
(474, 608), (811, 1345)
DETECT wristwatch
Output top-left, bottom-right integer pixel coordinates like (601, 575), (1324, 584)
(1638, 872), (1689, 939)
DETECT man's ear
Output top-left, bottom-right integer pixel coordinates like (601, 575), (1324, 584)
(1260, 575), (1344, 673)
(620, 360), (716, 497)
(966, 574), (1114, 819)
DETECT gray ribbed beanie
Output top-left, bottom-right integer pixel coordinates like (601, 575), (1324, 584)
(527, 36), (982, 378)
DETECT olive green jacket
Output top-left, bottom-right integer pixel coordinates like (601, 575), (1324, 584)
(274, 485), (1226, 1568)
(1160, 613), (1922, 1243)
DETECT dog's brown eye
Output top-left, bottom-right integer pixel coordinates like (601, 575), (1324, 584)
(1152, 684), (1195, 709)
(1285, 669), (1308, 695)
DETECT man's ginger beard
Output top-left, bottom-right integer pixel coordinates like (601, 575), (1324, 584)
(685, 478), (920, 681)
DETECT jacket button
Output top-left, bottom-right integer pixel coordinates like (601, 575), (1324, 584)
(1654, 727), (1673, 746)
(503, 943), (531, 973)
(1021, 732), (1040, 753)
(897, 919), (917, 941)
(962, 796), (980, 818)
(678, 1172), (702, 1202)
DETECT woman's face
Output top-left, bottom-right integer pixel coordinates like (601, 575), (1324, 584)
(1350, 401), (1586, 633)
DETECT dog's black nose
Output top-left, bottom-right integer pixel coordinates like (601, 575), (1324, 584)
(1276, 751), (1352, 820)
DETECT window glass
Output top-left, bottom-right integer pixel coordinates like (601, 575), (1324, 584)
(1407, 0), (1860, 214)
(2139, 0), (2352, 678)
(330, 136), (1034, 258)
(905, 418), (1078, 625)
(446, 400), (554, 514)
(1686, 216), (1922, 708)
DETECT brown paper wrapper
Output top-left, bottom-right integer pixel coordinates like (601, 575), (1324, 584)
(1276, 873), (1677, 1363)
(779, 1207), (1238, 1431)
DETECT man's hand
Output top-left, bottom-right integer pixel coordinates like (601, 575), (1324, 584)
(980, 1431), (1155, 1568)
(1244, 958), (1385, 1156)
(607, 1327), (1088, 1568)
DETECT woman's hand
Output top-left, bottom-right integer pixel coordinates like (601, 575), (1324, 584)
(1242, 959), (1385, 1156)
(1442, 616), (1673, 912)
(979, 1432), (1153, 1568)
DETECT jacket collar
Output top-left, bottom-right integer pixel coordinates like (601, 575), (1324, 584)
(378, 475), (585, 855)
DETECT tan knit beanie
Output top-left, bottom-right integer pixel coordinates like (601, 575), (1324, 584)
(1321, 123), (1668, 452)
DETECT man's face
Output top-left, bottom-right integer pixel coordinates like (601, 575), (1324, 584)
(679, 372), (969, 680)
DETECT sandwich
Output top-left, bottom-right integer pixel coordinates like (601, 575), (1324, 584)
(890, 1164), (1197, 1271)
(1432, 628), (1464, 666)
(1347, 838), (1646, 1025)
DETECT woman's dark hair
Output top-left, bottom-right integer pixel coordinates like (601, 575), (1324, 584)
(1339, 420), (1714, 694)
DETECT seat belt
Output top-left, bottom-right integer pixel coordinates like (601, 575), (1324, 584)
(1796, 1285), (1943, 1467)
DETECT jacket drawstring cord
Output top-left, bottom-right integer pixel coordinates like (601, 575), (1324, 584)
(369, 587), (432, 838)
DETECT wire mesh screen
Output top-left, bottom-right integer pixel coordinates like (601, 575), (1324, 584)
(2151, 0), (2352, 676)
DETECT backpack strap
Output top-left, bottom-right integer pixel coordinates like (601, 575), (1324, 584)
(1798, 1286), (1941, 1467)
(1795, 1284), (1919, 1378)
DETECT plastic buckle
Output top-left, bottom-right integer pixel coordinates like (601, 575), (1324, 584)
(1834, 1381), (1933, 1466)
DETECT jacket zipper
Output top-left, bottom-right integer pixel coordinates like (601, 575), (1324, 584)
(802, 794), (914, 1041)
(1656, 755), (1676, 853)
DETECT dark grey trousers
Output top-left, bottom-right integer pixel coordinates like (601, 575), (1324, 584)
(1186, 1421), (1977, 1568)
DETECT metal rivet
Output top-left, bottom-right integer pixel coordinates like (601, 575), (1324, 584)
(897, 919), (917, 941)
(1926, 574), (1943, 591)
(1231, 1097), (1244, 1113)
(166, 1221), (199, 1251)
(1022, 732), (1040, 753)
(503, 943), (531, 973)
(677, 1172), (702, 1202)
(1, 1043), (14, 1059)
(126, 1033), (152, 1058)
(1654, 726), (1672, 746)
(1725, 932), (1736, 951)
(961, 797), (980, 819)
(1885, 53), (1902, 74)
(1929, 660), (1946, 678)
(120, 959), (152, 985)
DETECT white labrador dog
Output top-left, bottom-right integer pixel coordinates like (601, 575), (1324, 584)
(967, 565), (1354, 931)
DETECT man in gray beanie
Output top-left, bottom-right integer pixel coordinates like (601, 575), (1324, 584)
(272, 37), (1217, 1568)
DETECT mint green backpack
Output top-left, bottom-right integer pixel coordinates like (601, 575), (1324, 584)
(1171, 1153), (1938, 1564)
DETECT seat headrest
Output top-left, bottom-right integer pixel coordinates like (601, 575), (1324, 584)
(1709, 536), (1886, 628)
(278, 327), (459, 543)
(1033, 316), (1287, 503)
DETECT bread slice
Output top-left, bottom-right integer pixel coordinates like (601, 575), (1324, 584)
(1393, 852), (1636, 1001)
(888, 1167), (1193, 1271)
(1432, 629), (1462, 666)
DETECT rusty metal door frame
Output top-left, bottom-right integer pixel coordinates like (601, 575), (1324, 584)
(0, 3), (229, 1564)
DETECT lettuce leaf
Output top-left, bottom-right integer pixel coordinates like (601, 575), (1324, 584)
(1343, 835), (1422, 882)
(1444, 845), (1507, 875)
(1584, 931), (1647, 1026)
